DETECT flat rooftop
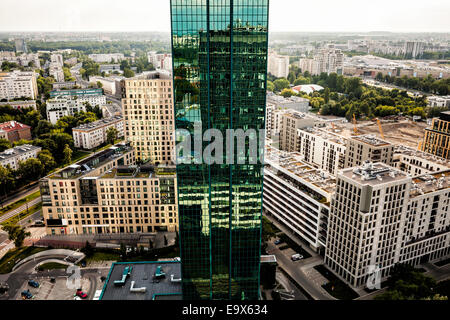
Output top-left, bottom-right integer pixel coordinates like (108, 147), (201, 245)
(351, 134), (392, 147)
(47, 143), (133, 179)
(410, 170), (450, 197)
(341, 161), (409, 186)
(100, 261), (182, 301)
(73, 116), (123, 131)
(0, 144), (41, 161)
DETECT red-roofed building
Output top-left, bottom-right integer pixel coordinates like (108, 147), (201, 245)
(0, 121), (32, 142)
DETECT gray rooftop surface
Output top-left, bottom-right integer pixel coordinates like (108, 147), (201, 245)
(101, 261), (182, 300)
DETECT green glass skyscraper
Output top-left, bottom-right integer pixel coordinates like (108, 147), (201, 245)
(170, 0), (269, 300)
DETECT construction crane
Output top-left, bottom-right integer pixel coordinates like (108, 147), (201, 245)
(352, 114), (358, 135)
(376, 118), (385, 140)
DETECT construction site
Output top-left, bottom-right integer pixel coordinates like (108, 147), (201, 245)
(333, 117), (428, 149)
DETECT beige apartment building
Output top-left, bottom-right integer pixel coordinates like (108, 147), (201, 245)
(122, 71), (175, 164)
(422, 111), (450, 160)
(279, 111), (320, 152)
(344, 135), (395, 168)
(39, 143), (178, 235)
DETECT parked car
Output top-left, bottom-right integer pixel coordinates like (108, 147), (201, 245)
(21, 290), (33, 300)
(274, 239), (282, 245)
(28, 280), (40, 288)
(291, 254), (303, 261)
(75, 289), (88, 299)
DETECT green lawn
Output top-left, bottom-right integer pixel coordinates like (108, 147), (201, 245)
(71, 150), (91, 163)
(0, 246), (48, 274)
(38, 262), (67, 271)
(314, 265), (359, 300)
(0, 191), (41, 217)
(85, 251), (121, 262)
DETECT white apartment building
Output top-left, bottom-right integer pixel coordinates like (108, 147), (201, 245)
(73, 116), (124, 149)
(297, 127), (347, 176)
(50, 54), (64, 66)
(147, 52), (172, 71)
(0, 144), (42, 170)
(89, 75), (124, 97)
(314, 45), (344, 75)
(0, 52), (41, 69)
(298, 58), (321, 76)
(0, 70), (38, 100)
(268, 51), (290, 78)
(325, 162), (450, 288)
(46, 94), (107, 124)
(49, 62), (65, 82)
(427, 95), (450, 108)
(88, 53), (125, 63)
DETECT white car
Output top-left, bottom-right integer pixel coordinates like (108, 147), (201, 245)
(291, 254), (303, 261)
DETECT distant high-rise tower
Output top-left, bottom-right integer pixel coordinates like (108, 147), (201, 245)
(171, 0), (270, 300)
(15, 39), (27, 53)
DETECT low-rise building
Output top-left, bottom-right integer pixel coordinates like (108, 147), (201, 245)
(0, 121), (32, 142)
(52, 81), (78, 90)
(0, 144), (41, 170)
(73, 116), (124, 149)
(88, 53), (124, 63)
(0, 100), (36, 110)
(39, 143), (178, 235)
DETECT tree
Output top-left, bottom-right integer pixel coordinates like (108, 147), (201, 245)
(96, 81), (103, 88)
(266, 80), (274, 92)
(63, 144), (73, 165)
(0, 139), (11, 152)
(106, 127), (119, 145)
(37, 150), (57, 174)
(18, 158), (44, 184)
(273, 78), (290, 92)
(0, 165), (14, 202)
(3, 224), (31, 248)
(280, 88), (295, 98)
(34, 120), (54, 137)
(123, 68), (135, 78)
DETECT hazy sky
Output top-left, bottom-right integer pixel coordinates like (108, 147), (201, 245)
(0, 0), (449, 33)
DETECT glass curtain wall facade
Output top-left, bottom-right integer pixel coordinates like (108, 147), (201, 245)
(170, 0), (269, 300)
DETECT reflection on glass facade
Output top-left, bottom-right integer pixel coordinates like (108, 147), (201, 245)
(170, 0), (269, 300)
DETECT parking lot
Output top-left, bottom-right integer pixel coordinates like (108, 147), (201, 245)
(16, 276), (91, 300)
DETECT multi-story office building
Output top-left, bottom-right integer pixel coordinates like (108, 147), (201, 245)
(0, 71), (38, 100)
(15, 39), (27, 53)
(268, 50), (290, 78)
(0, 144), (41, 170)
(422, 111), (450, 159)
(312, 45), (344, 75)
(73, 116), (124, 149)
(39, 143), (178, 235)
(171, 0), (269, 300)
(325, 162), (450, 288)
(121, 71), (174, 165)
(0, 121), (32, 143)
(344, 135), (395, 168)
